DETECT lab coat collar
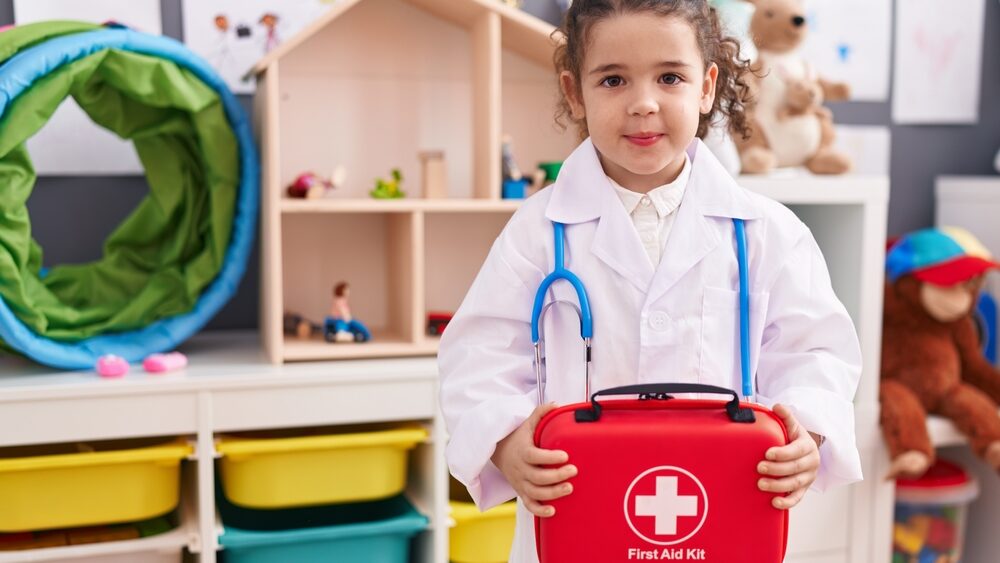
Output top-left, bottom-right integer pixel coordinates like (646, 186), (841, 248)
(544, 137), (760, 224)
(544, 137), (761, 294)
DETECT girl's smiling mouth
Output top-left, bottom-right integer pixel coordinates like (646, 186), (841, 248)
(624, 132), (664, 147)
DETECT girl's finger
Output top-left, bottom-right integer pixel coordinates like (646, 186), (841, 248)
(758, 452), (819, 477)
(525, 481), (573, 502)
(524, 446), (569, 466)
(527, 464), (578, 486)
(772, 404), (801, 436)
(524, 497), (555, 518)
(765, 435), (813, 462)
(772, 486), (808, 510)
(758, 471), (815, 494)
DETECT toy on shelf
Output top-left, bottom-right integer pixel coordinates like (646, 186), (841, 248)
(143, 352), (188, 374)
(419, 151), (448, 199)
(426, 312), (453, 336)
(324, 282), (371, 343)
(371, 168), (405, 199)
(283, 312), (321, 339)
(286, 166), (346, 199)
(501, 135), (529, 199)
(96, 354), (129, 378)
(732, 0), (852, 175)
(892, 459), (979, 563)
(530, 161), (562, 197)
(881, 228), (1000, 479)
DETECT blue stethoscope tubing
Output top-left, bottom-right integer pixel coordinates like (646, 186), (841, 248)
(531, 218), (753, 404)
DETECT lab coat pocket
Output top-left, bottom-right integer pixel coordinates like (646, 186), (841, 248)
(699, 286), (769, 389)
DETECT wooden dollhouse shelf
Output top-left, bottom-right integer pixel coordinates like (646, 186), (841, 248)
(254, 0), (578, 365)
(280, 198), (523, 214)
(283, 330), (438, 361)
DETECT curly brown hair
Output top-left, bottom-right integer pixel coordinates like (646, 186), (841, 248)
(553, 0), (754, 141)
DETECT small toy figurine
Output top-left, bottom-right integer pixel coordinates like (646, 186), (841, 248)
(324, 282), (372, 343)
(371, 168), (405, 199)
(143, 352), (188, 374)
(287, 165), (346, 199)
(284, 312), (320, 339)
(96, 354), (129, 378)
(501, 134), (523, 182)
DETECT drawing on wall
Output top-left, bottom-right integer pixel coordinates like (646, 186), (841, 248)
(182, 0), (340, 94)
(892, 0), (985, 124)
(797, 0), (892, 102)
(13, 0), (163, 175)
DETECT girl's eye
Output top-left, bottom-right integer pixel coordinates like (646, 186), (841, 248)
(600, 76), (623, 88)
(660, 74), (681, 85)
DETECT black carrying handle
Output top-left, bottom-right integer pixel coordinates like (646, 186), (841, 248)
(574, 383), (756, 424)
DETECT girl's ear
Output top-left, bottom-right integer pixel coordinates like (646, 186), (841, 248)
(700, 63), (719, 114)
(559, 70), (586, 120)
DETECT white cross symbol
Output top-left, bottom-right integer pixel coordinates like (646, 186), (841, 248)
(634, 476), (699, 535)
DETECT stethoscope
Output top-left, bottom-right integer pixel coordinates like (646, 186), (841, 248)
(531, 218), (754, 405)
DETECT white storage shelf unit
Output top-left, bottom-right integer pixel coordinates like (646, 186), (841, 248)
(934, 175), (1000, 563)
(0, 173), (889, 563)
(0, 333), (445, 563)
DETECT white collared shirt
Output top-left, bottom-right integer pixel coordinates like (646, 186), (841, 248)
(609, 155), (691, 267)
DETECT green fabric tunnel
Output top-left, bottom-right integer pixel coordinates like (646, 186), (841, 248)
(0, 21), (238, 343)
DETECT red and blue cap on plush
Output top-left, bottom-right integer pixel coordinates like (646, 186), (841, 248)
(886, 227), (1000, 286)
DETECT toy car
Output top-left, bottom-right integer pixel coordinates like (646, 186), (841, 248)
(427, 312), (453, 336)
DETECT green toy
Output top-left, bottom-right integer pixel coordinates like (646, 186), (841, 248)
(371, 168), (405, 199)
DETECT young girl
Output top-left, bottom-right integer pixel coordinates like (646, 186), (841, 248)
(439, 1), (863, 560)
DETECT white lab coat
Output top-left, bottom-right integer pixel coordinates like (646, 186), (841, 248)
(438, 137), (863, 563)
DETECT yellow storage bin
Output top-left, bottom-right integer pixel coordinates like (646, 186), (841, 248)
(216, 425), (428, 509)
(449, 500), (517, 563)
(0, 438), (192, 532)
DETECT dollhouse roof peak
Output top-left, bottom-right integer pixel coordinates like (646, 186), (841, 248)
(251, 0), (560, 75)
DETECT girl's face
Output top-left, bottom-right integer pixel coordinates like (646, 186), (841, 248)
(560, 13), (718, 192)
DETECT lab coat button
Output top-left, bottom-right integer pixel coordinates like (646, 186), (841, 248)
(641, 196), (651, 207)
(649, 311), (669, 331)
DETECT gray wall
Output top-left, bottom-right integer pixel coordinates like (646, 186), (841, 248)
(4, 0), (997, 330)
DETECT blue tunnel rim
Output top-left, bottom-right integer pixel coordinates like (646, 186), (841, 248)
(0, 26), (260, 370)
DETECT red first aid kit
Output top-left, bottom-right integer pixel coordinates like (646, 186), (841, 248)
(534, 383), (790, 563)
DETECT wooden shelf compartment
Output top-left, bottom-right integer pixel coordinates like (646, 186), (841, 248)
(279, 212), (422, 362)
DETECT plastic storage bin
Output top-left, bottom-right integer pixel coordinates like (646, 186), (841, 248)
(893, 459), (980, 563)
(218, 494), (427, 563)
(449, 501), (516, 563)
(449, 476), (516, 562)
(0, 515), (187, 562)
(0, 438), (192, 532)
(216, 425), (427, 509)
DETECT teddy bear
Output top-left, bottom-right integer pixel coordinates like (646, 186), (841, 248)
(881, 227), (1000, 479)
(733, 0), (852, 175)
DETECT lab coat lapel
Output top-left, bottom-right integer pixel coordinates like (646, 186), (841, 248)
(591, 186), (656, 292)
(545, 138), (655, 293)
(645, 139), (760, 305)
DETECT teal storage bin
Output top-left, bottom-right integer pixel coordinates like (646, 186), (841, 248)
(219, 494), (427, 563)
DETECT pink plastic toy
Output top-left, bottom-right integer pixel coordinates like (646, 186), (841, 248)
(96, 355), (129, 378)
(143, 352), (188, 374)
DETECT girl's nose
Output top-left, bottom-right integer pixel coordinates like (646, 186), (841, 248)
(628, 88), (659, 116)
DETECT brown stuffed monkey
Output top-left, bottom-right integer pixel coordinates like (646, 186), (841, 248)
(881, 228), (1000, 479)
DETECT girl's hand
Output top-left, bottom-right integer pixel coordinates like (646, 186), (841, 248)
(757, 404), (822, 510)
(491, 403), (578, 518)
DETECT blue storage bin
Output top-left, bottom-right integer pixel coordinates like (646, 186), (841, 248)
(219, 494), (428, 563)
